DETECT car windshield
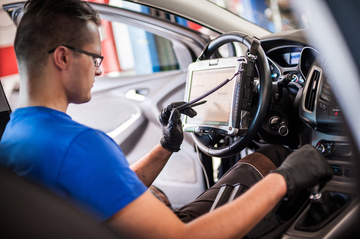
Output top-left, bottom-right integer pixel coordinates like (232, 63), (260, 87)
(208, 0), (306, 32)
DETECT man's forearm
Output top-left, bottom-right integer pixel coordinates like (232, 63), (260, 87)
(130, 144), (172, 187)
(107, 172), (287, 239)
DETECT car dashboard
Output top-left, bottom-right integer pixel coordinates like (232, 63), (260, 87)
(261, 30), (351, 163)
(258, 29), (358, 238)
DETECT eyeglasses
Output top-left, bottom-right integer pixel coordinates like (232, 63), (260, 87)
(48, 45), (104, 67)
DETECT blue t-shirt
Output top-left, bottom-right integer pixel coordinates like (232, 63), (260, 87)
(0, 107), (147, 221)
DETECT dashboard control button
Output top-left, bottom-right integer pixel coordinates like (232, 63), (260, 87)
(278, 125), (289, 136)
(329, 107), (341, 117)
(331, 165), (343, 176)
(315, 143), (326, 154)
(345, 168), (354, 178)
(321, 87), (332, 95)
(320, 92), (333, 102)
(319, 102), (327, 110)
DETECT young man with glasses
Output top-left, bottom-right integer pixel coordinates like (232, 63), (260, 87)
(0, 0), (333, 238)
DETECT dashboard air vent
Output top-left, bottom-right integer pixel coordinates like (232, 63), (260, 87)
(304, 69), (320, 111)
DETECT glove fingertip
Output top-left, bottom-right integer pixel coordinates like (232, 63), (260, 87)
(159, 111), (167, 125)
(189, 109), (197, 118)
(181, 108), (197, 118)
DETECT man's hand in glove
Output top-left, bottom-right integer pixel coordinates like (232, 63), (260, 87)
(159, 102), (197, 152)
(272, 144), (334, 198)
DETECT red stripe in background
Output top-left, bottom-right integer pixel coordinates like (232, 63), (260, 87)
(0, 46), (18, 77)
(87, 0), (122, 75)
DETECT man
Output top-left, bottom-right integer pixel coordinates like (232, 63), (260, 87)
(0, 0), (333, 238)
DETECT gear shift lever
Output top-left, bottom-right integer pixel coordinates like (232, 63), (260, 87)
(295, 185), (351, 232)
(309, 185), (322, 201)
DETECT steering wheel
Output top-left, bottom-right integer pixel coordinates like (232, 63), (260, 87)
(192, 32), (272, 158)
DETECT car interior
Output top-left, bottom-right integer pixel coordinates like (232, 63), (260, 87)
(1, 0), (359, 238)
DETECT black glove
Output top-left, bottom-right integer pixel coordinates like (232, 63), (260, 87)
(159, 102), (197, 152)
(272, 144), (333, 198)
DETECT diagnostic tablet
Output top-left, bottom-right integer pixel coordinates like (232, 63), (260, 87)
(183, 57), (243, 136)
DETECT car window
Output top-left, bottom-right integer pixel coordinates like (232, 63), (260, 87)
(97, 0), (214, 78)
(99, 19), (179, 77)
(208, 0), (305, 33)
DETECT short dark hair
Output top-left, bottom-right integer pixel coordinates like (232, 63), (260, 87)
(14, 0), (101, 77)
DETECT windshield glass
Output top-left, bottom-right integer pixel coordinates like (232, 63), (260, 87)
(208, 0), (305, 32)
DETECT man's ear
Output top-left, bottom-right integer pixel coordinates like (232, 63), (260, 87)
(52, 46), (72, 70)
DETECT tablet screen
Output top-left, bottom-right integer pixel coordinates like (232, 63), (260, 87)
(183, 57), (242, 135)
(186, 67), (236, 126)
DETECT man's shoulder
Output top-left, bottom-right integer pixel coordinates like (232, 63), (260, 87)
(2, 106), (103, 152)
(10, 106), (91, 134)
